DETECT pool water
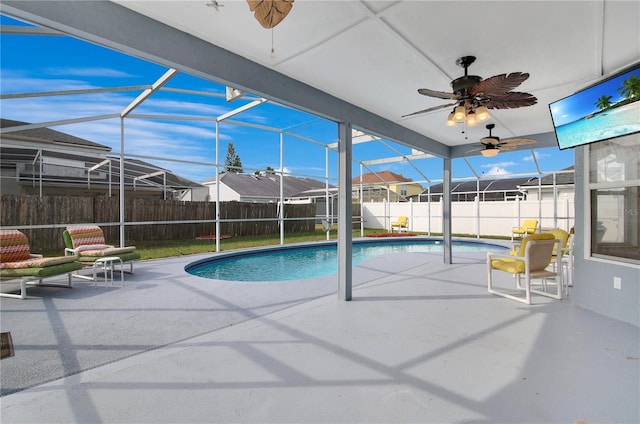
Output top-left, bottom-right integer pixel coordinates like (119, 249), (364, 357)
(186, 239), (507, 282)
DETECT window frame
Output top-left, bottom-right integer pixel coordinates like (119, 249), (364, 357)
(585, 138), (640, 265)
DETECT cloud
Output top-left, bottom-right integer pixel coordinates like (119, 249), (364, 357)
(481, 161), (516, 169)
(480, 161), (516, 176)
(484, 166), (512, 176)
(523, 151), (550, 161)
(44, 67), (134, 78)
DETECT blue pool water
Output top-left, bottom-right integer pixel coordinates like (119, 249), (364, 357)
(186, 238), (507, 282)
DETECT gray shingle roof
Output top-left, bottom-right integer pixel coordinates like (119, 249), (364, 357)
(1, 119), (110, 151)
(206, 173), (331, 198)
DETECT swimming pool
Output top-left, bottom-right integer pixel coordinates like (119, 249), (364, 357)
(185, 238), (508, 282)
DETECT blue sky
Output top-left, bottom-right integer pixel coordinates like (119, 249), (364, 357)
(1, 14), (574, 187)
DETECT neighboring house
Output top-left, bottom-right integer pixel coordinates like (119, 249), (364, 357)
(353, 171), (424, 202)
(1, 119), (208, 200)
(421, 168), (575, 202)
(520, 166), (575, 201)
(201, 172), (331, 203)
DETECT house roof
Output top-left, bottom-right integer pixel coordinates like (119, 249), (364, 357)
(354, 171), (413, 185)
(521, 166), (575, 186)
(204, 173), (330, 199)
(425, 177), (537, 195)
(1, 119), (110, 151)
(1, 119), (203, 191)
(425, 168), (575, 195)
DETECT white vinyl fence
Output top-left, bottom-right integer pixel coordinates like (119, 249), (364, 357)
(360, 196), (574, 238)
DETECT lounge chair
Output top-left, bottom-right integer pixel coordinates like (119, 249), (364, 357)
(63, 226), (140, 280)
(511, 219), (538, 243)
(391, 216), (409, 233)
(487, 232), (563, 304)
(1, 229), (82, 299)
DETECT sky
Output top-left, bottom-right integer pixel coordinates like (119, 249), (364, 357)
(0, 14), (575, 188)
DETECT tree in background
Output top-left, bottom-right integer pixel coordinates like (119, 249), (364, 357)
(254, 166), (275, 176)
(224, 142), (243, 173)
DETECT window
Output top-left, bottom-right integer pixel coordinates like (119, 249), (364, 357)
(588, 135), (640, 263)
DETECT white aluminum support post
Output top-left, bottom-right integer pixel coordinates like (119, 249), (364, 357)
(215, 121), (221, 253)
(325, 146), (330, 241)
(443, 157), (452, 264)
(337, 122), (352, 301)
(119, 118), (125, 248)
(279, 132), (285, 245)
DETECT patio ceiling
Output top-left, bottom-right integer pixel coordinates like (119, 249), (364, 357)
(2, 1), (639, 158)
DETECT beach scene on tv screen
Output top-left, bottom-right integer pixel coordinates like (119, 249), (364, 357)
(550, 67), (640, 149)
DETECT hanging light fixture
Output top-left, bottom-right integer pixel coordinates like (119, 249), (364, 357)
(446, 110), (456, 126)
(475, 106), (490, 122)
(446, 101), (491, 127)
(480, 145), (500, 157)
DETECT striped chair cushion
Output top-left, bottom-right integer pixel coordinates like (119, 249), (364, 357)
(1, 255), (78, 269)
(66, 226), (106, 248)
(0, 230), (31, 263)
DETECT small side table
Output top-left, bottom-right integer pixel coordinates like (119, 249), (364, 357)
(92, 256), (124, 288)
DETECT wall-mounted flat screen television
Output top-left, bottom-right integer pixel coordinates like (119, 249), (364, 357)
(549, 62), (640, 150)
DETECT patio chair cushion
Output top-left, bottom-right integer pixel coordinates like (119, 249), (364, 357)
(497, 233), (556, 271)
(75, 246), (137, 257)
(64, 227), (140, 262)
(1, 260), (82, 278)
(1, 255), (78, 269)
(0, 230), (31, 262)
(490, 257), (526, 274)
(65, 226), (106, 248)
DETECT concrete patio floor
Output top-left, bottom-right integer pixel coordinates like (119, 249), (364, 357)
(1, 240), (638, 423)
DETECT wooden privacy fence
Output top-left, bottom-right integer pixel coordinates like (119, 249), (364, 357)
(1, 195), (316, 251)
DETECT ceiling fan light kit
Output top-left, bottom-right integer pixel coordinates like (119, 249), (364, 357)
(405, 55), (537, 128)
(472, 123), (537, 157)
(480, 145), (500, 157)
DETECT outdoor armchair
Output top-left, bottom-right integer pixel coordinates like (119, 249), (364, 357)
(391, 216), (409, 233)
(511, 219), (538, 243)
(63, 226), (140, 280)
(487, 232), (563, 304)
(1, 229), (82, 299)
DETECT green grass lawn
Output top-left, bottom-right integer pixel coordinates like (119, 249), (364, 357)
(132, 228), (375, 260)
(41, 228), (509, 260)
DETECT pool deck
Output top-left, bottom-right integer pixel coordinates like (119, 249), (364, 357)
(1, 239), (638, 423)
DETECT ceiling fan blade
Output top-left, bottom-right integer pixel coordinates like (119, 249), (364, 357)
(500, 138), (537, 146)
(417, 88), (458, 100)
(484, 92), (538, 109)
(401, 102), (456, 118)
(469, 72), (530, 97)
(498, 145), (517, 152)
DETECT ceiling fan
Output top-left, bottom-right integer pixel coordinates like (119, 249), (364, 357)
(469, 124), (537, 157)
(246, 0), (295, 29)
(402, 56), (537, 126)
